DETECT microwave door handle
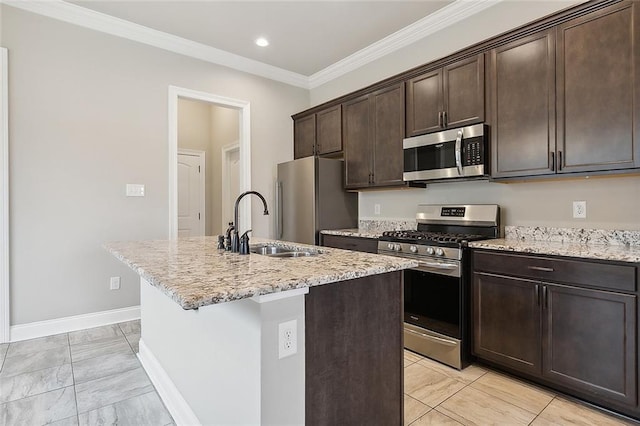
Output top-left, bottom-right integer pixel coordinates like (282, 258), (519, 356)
(455, 129), (463, 175)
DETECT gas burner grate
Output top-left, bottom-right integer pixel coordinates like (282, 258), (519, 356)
(381, 230), (486, 244)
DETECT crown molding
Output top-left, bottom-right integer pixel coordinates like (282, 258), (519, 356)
(2, 0), (501, 91)
(2, 0), (310, 89)
(308, 0), (502, 89)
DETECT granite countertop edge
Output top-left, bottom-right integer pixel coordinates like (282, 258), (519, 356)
(320, 229), (383, 239)
(468, 239), (640, 264)
(105, 237), (416, 310)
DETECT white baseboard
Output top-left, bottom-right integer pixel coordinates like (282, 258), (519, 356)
(138, 339), (201, 426)
(10, 305), (140, 342)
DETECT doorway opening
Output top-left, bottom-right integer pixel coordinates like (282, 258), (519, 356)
(168, 86), (250, 239)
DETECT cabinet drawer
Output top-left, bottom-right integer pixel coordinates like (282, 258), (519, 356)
(473, 251), (636, 292)
(321, 234), (378, 254)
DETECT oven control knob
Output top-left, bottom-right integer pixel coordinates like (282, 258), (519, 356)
(387, 243), (394, 250)
(435, 248), (444, 256)
(409, 245), (418, 253)
(426, 247), (435, 255)
(394, 244), (402, 252)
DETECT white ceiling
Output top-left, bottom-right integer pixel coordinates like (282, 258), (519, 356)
(68, 1), (454, 76)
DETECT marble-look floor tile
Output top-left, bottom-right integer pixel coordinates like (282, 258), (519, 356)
(70, 336), (132, 363)
(73, 352), (140, 384)
(418, 358), (487, 385)
(0, 363), (74, 403)
(0, 385), (77, 425)
(404, 350), (423, 364)
(470, 371), (555, 415)
(125, 333), (140, 353)
(0, 346), (70, 377)
(50, 415), (80, 426)
(75, 367), (154, 413)
(437, 386), (537, 426)
(69, 324), (124, 346)
(531, 397), (635, 426)
(6, 333), (69, 358)
(78, 391), (172, 426)
(404, 362), (467, 407)
(404, 395), (430, 425)
(0, 343), (8, 361)
(118, 320), (141, 336)
(410, 410), (462, 425)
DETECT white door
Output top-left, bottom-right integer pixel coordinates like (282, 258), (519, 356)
(222, 145), (240, 231)
(178, 151), (205, 237)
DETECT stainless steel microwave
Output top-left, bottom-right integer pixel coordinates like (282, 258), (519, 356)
(403, 124), (488, 182)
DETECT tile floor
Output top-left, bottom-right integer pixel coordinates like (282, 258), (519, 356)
(0, 320), (173, 425)
(403, 350), (638, 425)
(1, 322), (637, 425)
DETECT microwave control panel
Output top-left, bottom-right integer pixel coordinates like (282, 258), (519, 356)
(464, 139), (484, 166)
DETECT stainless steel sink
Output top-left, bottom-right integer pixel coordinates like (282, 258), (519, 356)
(250, 244), (319, 257)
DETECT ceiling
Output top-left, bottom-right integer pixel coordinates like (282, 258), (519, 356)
(68, 1), (454, 76)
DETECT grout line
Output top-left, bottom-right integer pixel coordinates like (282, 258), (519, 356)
(528, 396), (555, 425)
(68, 333), (81, 421)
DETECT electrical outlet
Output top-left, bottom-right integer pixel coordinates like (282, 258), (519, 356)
(374, 204), (381, 215)
(573, 201), (587, 219)
(109, 276), (121, 290)
(278, 319), (297, 359)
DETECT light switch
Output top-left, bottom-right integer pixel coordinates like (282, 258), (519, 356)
(126, 184), (145, 197)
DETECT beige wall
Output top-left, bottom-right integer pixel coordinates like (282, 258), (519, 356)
(210, 106), (239, 234)
(2, 5), (307, 325)
(309, 0), (640, 230)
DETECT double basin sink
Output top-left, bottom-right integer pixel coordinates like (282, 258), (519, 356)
(250, 244), (320, 258)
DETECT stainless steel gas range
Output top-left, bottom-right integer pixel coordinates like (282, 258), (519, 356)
(378, 204), (500, 370)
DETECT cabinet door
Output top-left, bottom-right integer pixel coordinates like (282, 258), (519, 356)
(473, 273), (542, 376)
(490, 30), (556, 178)
(542, 283), (637, 407)
(406, 69), (443, 137)
(294, 115), (316, 159)
(316, 105), (342, 156)
(371, 84), (405, 187)
(343, 95), (372, 189)
(557, 1), (640, 173)
(443, 54), (485, 129)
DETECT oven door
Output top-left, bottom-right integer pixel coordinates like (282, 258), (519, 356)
(404, 268), (461, 340)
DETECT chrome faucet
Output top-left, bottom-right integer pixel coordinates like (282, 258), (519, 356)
(231, 191), (269, 253)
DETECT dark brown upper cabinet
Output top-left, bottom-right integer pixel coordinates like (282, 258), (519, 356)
(343, 83), (405, 189)
(490, 30), (556, 178)
(293, 105), (342, 159)
(406, 54), (485, 137)
(556, 0), (640, 174)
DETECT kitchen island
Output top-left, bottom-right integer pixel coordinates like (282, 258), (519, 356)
(106, 236), (416, 425)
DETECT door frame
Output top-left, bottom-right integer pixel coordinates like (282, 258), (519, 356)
(1, 48), (9, 343)
(168, 86), (251, 238)
(177, 149), (206, 236)
(221, 142), (239, 232)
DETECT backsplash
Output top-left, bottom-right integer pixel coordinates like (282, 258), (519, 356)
(358, 219), (416, 234)
(506, 226), (640, 246)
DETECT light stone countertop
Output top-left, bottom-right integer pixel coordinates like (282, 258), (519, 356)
(469, 238), (640, 264)
(105, 237), (417, 310)
(320, 229), (383, 239)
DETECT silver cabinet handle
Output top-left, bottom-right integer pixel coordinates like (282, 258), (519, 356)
(528, 266), (554, 272)
(455, 129), (463, 175)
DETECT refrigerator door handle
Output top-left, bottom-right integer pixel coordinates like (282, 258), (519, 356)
(275, 181), (284, 239)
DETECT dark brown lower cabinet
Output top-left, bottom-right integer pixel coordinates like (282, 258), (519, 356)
(473, 250), (639, 415)
(305, 271), (403, 425)
(321, 234), (378, 254)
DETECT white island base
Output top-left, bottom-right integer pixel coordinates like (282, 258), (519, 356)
(137, 278), (307, 425)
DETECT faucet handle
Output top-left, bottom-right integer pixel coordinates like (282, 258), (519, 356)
(239, 229), (252, 255)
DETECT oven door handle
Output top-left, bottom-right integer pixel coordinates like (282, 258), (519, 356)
(455, 129), (463, 176)
(418, 261), (457, 269)
(414, 260), (460, 277)
(405, 327), (458, 347)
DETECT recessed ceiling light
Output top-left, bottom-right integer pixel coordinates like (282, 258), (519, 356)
(255, 37), (269, 47)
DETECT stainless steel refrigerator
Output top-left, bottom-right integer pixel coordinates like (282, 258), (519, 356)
(275, 157), (358, 245)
